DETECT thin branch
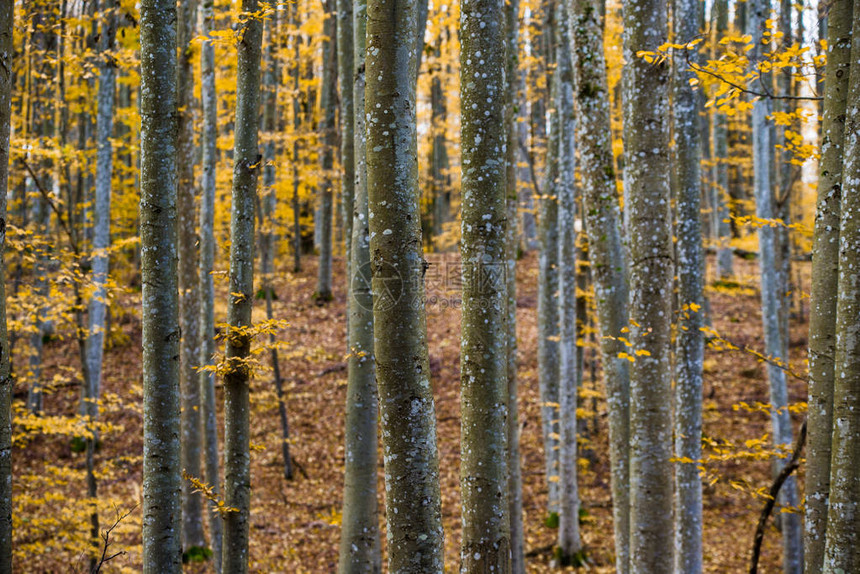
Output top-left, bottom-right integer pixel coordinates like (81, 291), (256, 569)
(749, 420), (807, 574)
(91, 504), (137, 574)
(19, 157), (80, 255)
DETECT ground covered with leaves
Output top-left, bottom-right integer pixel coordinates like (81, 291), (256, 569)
(13, 253), (808, 572)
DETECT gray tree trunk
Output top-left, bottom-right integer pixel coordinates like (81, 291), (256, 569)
(316, 1), (337, 302)
(805, 0), (853, 570)
(338, 0), (354, 272)
(337, 0), (382, 568)
(140, 0), (182, 570)
(504, 0), (525, 571)
(622, 0), (674, 570)
(221, 3), (262, 571)
(711, 0), (733, 280)
(176, 0), (205, 552)
(197, 1), (223, 569)
(746, 3), (803, 572)
(822, 5), (860, 571)
(365, 0), (445, 567)
(556, 1), (580, 561)
(567, 1), (631, 570)
(672, 0), (704, 570)
(459, 0), (510, 569)
(0, 2), (15, 570)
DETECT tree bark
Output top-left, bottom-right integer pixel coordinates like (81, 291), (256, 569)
(822, 5), (860, 571)
(459, 0), (510, 569)
(0, 2), (15, 570)
(365, 0), (445, 567)
(711, 0), (733, 280)
(337, 0), (382, 568)
(140, 0), (182, 570)
(804, 1), (853, 570)
(222, 3), (262, 571)
(316, 1), (337, 302)
(567, 1), (631, 570)
(622, 0), (674, 570)
(338, 0), (354, 273)
(672, 0), (704, 570)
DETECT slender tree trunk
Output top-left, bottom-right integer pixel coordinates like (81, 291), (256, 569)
(805, 1), (853, 570)
(0, 2), (15, 570)
(556, 2), (580, 562)
(221, 3), (262, 571)
(292, 14), (303, 273)
(140, 1), (182, 570)
(366, 0), (445, 567)
(746, 3), (803, 572)
(459, 0), (509, 569)
(568, 1), (631, 570)
(822, 7), (860, 571)
(175, 0), (205, 552)
(337, 0), (381, 568)
(316, 2), (337, 302)
(338, 0), (354, 272)
(672, 0), (704, 570)
(711, 0), (733, 280)
(198, 2), (223, 569)
(504, 0), (525, 570)
(430, 37), (451, 248)
(622, 0), (674, 570)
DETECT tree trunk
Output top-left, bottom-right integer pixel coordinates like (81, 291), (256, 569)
(568, 1), (631, 570)
(222, 2), (262, 571)
(505, 0), (525, 570)
(316, 2), (337, 302)
(672, 0), (704, 570)
(197, 1), (223, 569)
(622, 0), (674, 570)
(337, 0), (382, 568)
(0, 2), (15, 570)
(459, 0), (510, 569)
(746, 3), (803, 572)
(805, 1), (852, 571)
(175, 0), (205, 552)
(140, 0), (182, 570)
(822, 6), (860, 571)
(365, 0), (445, 566)
(338, 0), (354, 273)
(711, 0), (733, 280)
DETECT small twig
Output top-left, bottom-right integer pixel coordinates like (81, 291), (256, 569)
(91, 504), (137, 574)
(749, 420), (806, 574)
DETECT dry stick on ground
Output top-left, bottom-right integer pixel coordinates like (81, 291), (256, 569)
(749, 419), (807, 574)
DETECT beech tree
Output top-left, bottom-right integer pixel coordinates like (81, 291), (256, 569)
(198, 0), (223, 568)
(221, 2), (262, 571)
(622, 0), (674, 570)
(337, 0), (381, 568)
(568, 0), (631, 569)
(365, 0), (444, 567)
(315, 0), (337, 302)
(459, 0), (509, 569)
(0, 2), (14, 570)
(140, 0), (182, 570)
(672, 0), (704, 570)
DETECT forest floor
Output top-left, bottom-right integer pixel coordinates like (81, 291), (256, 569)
(14, 251), (809, 573)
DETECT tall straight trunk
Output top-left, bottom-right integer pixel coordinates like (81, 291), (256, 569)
(459, 0), (509, 569)
(711, 0), (733, 279)
(176, 0), (205, 551)
(775, 0), (793, 361)
(504, 0), (525, 570)
(805, 0), (853, 569)
(822, 7), (860, 571)
(85, 0), (117, 422)
(430, 37), (450, 247)
(622, 0), (674, 571)
(140, 1), (182, 570)
(338, 0), (354, 272)
(291, 12), (303, 273)
(672, 0), (704, 570)
(0, 2), (15, 570)
(198, 1), (223, 569)
(556, 2), (580, 562)
(365, 0), (445, 567)
(567, 1), (631, 570)
(316, 2), (337, 302)
(221, 3), (262, 571)
(746, 3), (803, 572)
(337, 0), (382, 568)
(538, 60), (561, 517)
